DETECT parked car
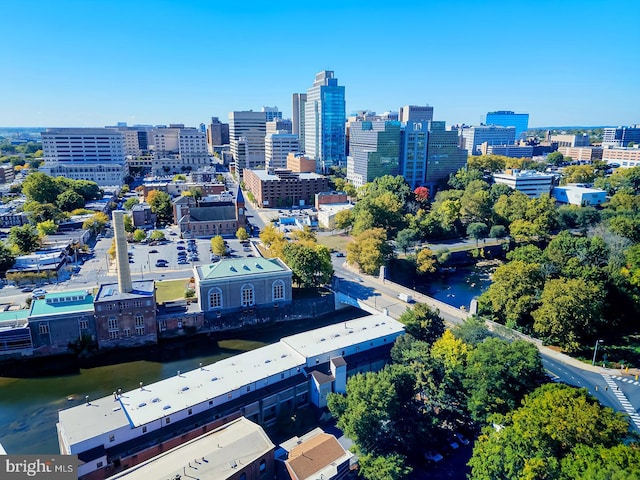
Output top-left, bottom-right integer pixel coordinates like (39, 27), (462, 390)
(149, 249), (159, 254)
(424, 451), (444, 463)
(177, 246), (186, 250)
(177, 240), (185, 244)
(32, 289), (47, 298)
(177, 259), (189, 265)
(335, 252), (345, 257)
(21, 286), (35, 293)
(454, 432), (470, 446)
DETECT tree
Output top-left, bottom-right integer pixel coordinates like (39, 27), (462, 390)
(327, 365), (427, 462)
(414, 186), (430, 204)
(56, 189), (85, 211)
(460, 180), (491, 224)
(415, 247), (436, 274)
(236, 227), (249, 242)
(346, 228), (393, 275)
(210, 236), (227, 256)
(0, 242), (16, 272)
(289, 226), (316, 243)
(146, 190), (173, 225)
(22, 172), (61, 203)
(82, 212), (109, 234)
(123, 214), (135, 233)
(398, 303), (445, 344)
(467, 154), (508, 173)
(560, 444), (640, 480)
(282, 242), (333, 287)
(22, 201), (65, 224)
(123, 197), (140, 210)
(532, 278), (605, 352)
(334, 209), (354, 232)
(8, 224), (41, 254)
(133, 229), (147, 242)
(466, 222), (489, 244)
(478, 260), (544, 331)
(395, 228), (418, 254)
(464, 338), (546, 424)
(468, 383), (631, 480)
(562, 165), (597, 185)
(173, 174), (187, 181)
(357, 452), (413, 480)
(259, 224), (285, 248)
(448, 167), (484, 190)
(36, 220), (58, 236)
(488, 224), (507, 238)
(506, 244), (544, 264)
(546, 151), (565, 166)
(452, 315), (490, 345)
(149, 230), (165, 241)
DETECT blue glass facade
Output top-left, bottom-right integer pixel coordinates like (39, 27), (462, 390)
(486, 111), (529, 139)
(305, 71), (346, 172)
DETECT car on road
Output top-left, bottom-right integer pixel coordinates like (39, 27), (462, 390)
(149, 249), (159, 254)
(32, 289), (47, 298)
(21, 286), (35, 293)
(335, 252), (345, 257)
(170, 232), (177, 236)
(177, 246), (186, 250)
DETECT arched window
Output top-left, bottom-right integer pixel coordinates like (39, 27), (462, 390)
(208, 287), (223, 310)
(241, 284), (254, 307)
(272, 280), (285, 301)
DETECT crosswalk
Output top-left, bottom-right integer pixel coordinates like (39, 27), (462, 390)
(601, 374), (640, 429)
(612, 375), (640, 387)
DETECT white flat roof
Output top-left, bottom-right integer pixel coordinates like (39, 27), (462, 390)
(59, 314), (404, 447)
(281, 314), (404, 360)
(554, 185), (605, 194)
(107, 417), (274, 480)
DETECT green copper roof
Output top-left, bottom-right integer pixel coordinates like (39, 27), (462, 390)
(30, 289), (94, 317)
(197, 257), (288, 281)
(0, 309), (30, 324)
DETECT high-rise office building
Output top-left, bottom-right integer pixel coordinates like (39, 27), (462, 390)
(602, 126), (640, 147)
(425, 121), (468, 190)
(486, 111), (529, 139)
(459, 125), (516, 156)
(304, 71), (346, 172)
(206, 117), (230, 152)
(40, 128), (127, 186)
(292, 93), (307, 152)
(399, 121), (429, 189)
(229, 111), (267, 177)
(347, 121), (401, 188)
(265, 132), (299, 170)
(261, 106), (282, 122)
(399, 105), (434, 123)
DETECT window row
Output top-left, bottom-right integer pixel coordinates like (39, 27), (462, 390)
(208, 281), (286, 310)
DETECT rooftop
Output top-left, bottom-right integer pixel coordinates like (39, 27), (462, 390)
(30, 290), (94, 318)
(0, 309), (30, 330)
(106, 417), (274, 480)
(282, 429), (353, 480)
(95, 281), (155, 302)
(554, 184), (606, 194)
(247, 169), (325, 181)
(196, 258), (290, 281)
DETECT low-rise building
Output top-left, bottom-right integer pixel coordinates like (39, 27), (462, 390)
(173, 188), (246, 238)
(549, 134), (590, 148)
(287, 153), (316, 173)
(483, 144), (534, 158)
(492, 169), (554, 198)
(243, 168), (329, 208)
(29, 290), (97, 355)
(602, 147), (640, 168)
(277, 428), (354, 480)
(107, 417), (275, 480)
(194, 257), (293, 316)
(0, 212), (28, 228)
(142, 180), (225, 198)
(552, 185), (606, 206)
(93, 281), (157, 349)
(0, 309), (32, 357)
(0, 164), (15, 184)
(130, 204), (156, 230)
(557, 146), (603, 162)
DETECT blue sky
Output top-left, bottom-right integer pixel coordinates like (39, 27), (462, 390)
(3, 0), (639, 128)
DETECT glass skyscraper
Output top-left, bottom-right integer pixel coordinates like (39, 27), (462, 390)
(486, 111), (529, 139)
(304, 71), (346, 172)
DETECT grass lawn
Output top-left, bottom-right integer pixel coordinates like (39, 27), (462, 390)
(316, 233), (352, 252)
(155, 278), (192, 303)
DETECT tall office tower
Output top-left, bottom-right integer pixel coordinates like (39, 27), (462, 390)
(265, 132), (299, 170)
(459, 125), (516, 156)
(399, 105), (434, 123)
(150, 126), (209, 168)
(229, 111), (267, 177)
(261, 106), (282, 122)
(346, 121), (401, 188)
(266, 119), (292, 135)
(399, 121), (429, 189)
(426, 121), (468, 190)
(603, 125), (640, 147)
(292, 93), (307, 152)
(206, 117), (230, 153)
(486, 111), (529, 139)
(304, 71), (346, 172)
(40, 128), (127, 186)
(106, 123), (152, 156)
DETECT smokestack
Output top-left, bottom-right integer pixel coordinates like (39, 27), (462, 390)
(112, 210), (133, 293)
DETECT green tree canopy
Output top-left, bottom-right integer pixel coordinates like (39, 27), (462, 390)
(36, 219), (58, 236)
(282, 242), (333, 288)
(123, 197), (140, 210)
(133, 229), (147, 242)
(56, 189), (85, 212)
(9, 224), (41, 254)
(398, 303), (445, 344)
(22, 172), (60, 203)
(149, 230), (165, 241)
(82, 212), (109, 234)
(210, 236), (226, 256)
(0, 242), (16, 272)
(236, 227), (249, 242)
(346, 228), (393, 275)
(146, 190), (173, 225)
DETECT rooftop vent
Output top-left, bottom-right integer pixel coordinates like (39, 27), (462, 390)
(181, 386), (189, 392)
(163, 405), (171, 410)
(138, 402), (147, 408)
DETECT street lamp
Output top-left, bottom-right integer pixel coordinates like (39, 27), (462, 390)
(592, 339), (604, 366)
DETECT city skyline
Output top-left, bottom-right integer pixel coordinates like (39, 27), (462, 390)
(2, 0), (639, 128)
